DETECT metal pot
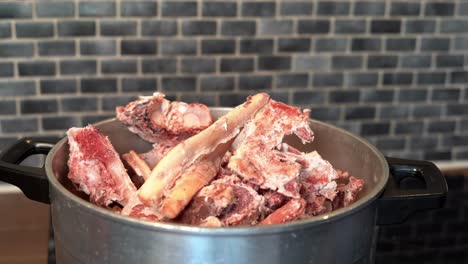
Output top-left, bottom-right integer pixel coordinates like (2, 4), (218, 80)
(0, 108), (447, 264)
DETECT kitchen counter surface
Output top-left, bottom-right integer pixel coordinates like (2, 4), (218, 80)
(0, 190), (50, 264)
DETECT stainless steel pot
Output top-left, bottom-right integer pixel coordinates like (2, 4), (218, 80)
(0, 108), (447, 264)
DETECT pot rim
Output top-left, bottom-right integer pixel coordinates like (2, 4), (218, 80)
(45, 110), (389, 235)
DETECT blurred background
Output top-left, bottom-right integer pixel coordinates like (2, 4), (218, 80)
(0, 0), (466, 263)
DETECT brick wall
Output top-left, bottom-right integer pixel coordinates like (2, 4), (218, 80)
(0, 0), (467, 161)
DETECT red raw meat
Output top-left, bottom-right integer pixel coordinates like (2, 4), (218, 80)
(276, 146), (341, 216)
(178, 177), (235, 226)
(300, 151), (339, 201)
(333, 176), (365, 209)
(219, 176), (265, 226)
(180, 174), (265, 227)
(263, 191), (288, 211)
(302, 192), (332, 216)
(67, 125), (136, 207)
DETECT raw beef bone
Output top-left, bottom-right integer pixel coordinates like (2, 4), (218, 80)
(179, 174), (265, 227)
(66, 92), (366, 226)
(67, 125), (136, 207)
(118, 93), (214, 182)
(116, 92), (213, 145)
(137, 93), (270, 219)
(228, 100), (314, 198)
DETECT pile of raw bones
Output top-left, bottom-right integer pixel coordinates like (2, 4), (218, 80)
(67, 93), (364, 227)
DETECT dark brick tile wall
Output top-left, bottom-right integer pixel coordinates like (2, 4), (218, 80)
(0, 0), (465, 161)
(200, 76), (235, 92)
(38, 41), (75, 56)
(60, 60), (97, 75)
(142, 58), (176, 73)
(16, 22), (53, 38)
(79, 2), (116, 17)
(61, 97), (98, 112)
(100, 21), (137, 36)
(0, 2), (32, 19)
(0, 22), (11, 38)
(121, 2), (157, 17)
(161, 2), (197, 17)
(36, 2), (74, 18)
(40, 79), (77, 94)
(122, 78), (157, 92)
(296, 55), (329, 71)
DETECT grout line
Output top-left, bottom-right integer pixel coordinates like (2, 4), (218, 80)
(116, 0), (121, 19)
(74, 0), (78, 18)
(117, 76), (122, 94)
(197, 0), (202, 18)
(15, 98), (20, 117)
(136, 18), (141, 38)
(10, 20), (16, 40)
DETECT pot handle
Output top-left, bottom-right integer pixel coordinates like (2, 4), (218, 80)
(0, 138), (60, 204)
(377, 157), (448, 225)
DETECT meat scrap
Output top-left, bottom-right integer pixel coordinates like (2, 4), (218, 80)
(116, 92), (213, 145)
(180, 175), (265, 227)
(263, 191), (288, 211)
(302, 192), (332, 217)
(274, 145), (343, 217)
(332, 176), (365, 210)
(228, 100), (314, 198)
(299, 151), (339, 201)
(179, 178), (236, 226)
(219, 177), (265, 226)
(67, 125), (136, 207)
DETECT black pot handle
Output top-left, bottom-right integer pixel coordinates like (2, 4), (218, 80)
(377, 157), (448, 225)
(0, 138), (60, 204)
